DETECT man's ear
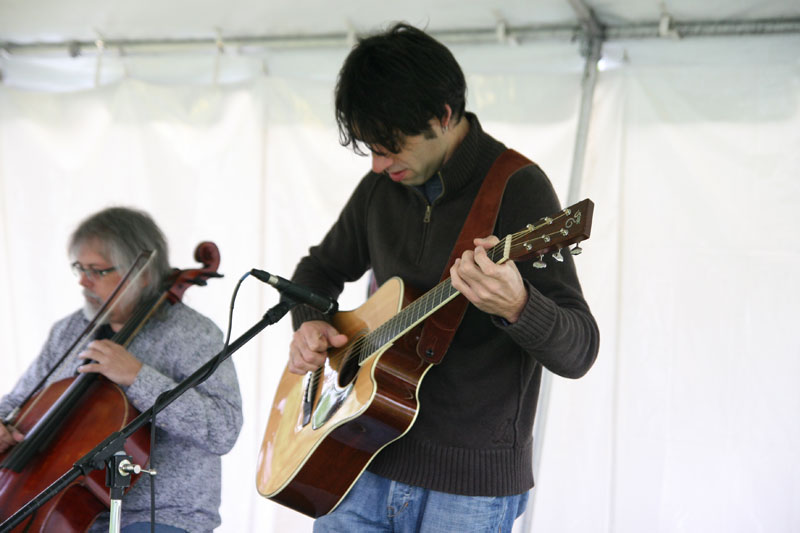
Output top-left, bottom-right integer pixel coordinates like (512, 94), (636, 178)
(441, 104), (453, 130)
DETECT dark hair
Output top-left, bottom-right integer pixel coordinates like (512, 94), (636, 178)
(335, 23), (467, 155)
(69, 207), (171, 302)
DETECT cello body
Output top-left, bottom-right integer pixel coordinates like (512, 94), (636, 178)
(0, 376), (150, 532)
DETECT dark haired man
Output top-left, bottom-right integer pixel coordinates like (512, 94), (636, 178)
(0, 207), (243, 533)
(287, 23), (599, 532)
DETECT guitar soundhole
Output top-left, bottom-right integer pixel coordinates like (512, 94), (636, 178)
(337, 333), (365, 388)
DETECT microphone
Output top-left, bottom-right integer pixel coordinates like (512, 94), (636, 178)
(250, 269), (338, 314)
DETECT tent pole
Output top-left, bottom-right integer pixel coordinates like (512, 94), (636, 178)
(567, 36), (602, 206)
(523, 1), (603, 530)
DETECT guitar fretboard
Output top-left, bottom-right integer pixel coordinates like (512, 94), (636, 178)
(355, 242), (506, 363)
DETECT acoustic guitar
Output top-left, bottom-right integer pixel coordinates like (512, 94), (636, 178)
(256, 199), (594, 517)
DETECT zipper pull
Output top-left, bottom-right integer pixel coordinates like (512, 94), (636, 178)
(423, 205), (432, 223)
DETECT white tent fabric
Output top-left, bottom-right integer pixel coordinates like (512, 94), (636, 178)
(532, 35), (800, 533)
(1, 30), (799, 533)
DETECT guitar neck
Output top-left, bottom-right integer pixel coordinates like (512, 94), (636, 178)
(363, 280), (456, 360)
(357, 242), (510, 364)
(356, 198), (592, 365)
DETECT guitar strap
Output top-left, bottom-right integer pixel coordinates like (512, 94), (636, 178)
(416, 149), (534, 364)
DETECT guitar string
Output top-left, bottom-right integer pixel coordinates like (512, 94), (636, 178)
(358, 208), (579, 355)
(345, 223), (573, 366)
(337, 212), (574, 367)
(336, 207), (581, 368)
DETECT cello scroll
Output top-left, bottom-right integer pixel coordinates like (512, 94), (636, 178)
(166, 241), (223, 304)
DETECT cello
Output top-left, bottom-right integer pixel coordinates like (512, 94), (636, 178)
(0, 242), (222, 532)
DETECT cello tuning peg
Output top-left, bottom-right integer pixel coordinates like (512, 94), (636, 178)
(533, 254), (547, 269)
(552, 249), (564, 262)
(571, 244), (583, 256)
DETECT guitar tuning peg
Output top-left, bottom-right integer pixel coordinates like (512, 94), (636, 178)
(552, 249), (564, 262)
(533, 254), (547, 269)
(571, 243), (583, 256)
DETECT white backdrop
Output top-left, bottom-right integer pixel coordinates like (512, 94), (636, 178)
(1, 34), (799, 532)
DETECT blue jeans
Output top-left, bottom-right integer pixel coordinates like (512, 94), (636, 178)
(121, 523), (187, 533)
(313, 471), (529, 533)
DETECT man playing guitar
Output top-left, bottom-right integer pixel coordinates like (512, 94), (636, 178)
(283, 23), (599, 533)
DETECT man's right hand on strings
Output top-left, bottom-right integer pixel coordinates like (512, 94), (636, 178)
(288, 320), (348, 374)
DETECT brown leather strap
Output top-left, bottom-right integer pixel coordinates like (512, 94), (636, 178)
(416, 149), (533, 364)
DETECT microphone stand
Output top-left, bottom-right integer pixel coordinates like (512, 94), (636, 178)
(0, 298), (298, 533)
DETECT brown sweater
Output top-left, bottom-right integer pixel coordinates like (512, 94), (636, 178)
(291, 113), (599, 496)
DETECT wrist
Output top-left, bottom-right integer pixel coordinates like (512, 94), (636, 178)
(503, 288), (529, 324)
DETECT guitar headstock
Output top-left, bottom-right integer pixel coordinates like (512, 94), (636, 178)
(501, 199), (594, 267)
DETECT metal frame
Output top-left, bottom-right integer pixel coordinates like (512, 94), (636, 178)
(1, 17), (798, 57)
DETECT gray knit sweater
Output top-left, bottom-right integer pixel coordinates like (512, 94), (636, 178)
(0, 302), (243, 532)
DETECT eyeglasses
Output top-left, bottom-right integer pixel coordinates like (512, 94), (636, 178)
(71, 262), (117, 281)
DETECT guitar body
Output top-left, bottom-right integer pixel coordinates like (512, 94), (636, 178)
(256, 277), (433, 517)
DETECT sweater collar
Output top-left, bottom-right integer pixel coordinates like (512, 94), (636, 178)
(437, 112), (486, 197)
